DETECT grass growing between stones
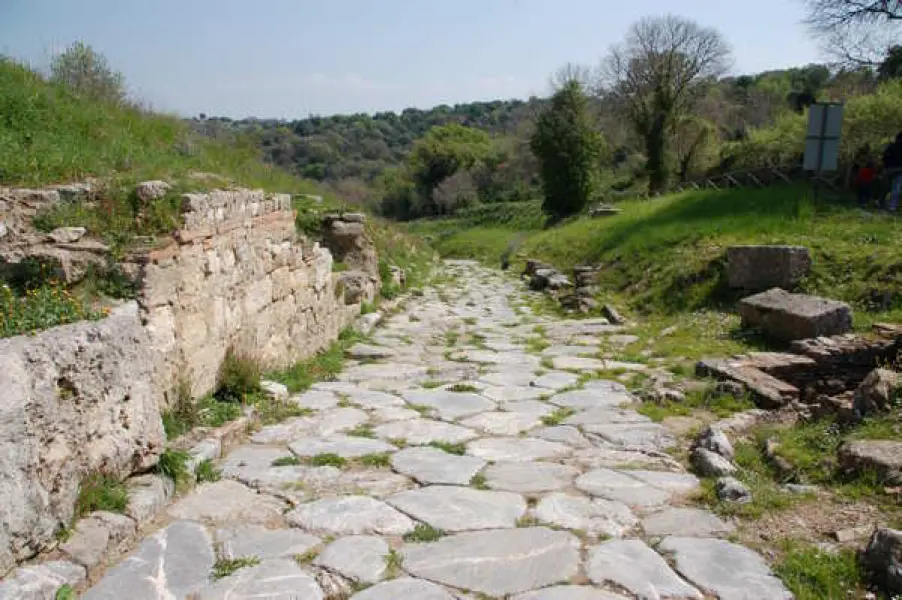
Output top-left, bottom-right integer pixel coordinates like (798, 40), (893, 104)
(161, 385), (243, 441)
(385, 550), (403, 579)
(348, 424), (376, 438)
(636, 388), (755, 422)
(429, 441), (466, 456)
(212, 556), (261, 580)
(403, 524), (446, 543)
(420, 381), (446, 390)
(526, 337), (550, 354)
(310, 453), (347, 468)
(194, 459), (221, 483)
(76, 474), (128, 517)
(774, 540), (864, 600)
(268, 328), (363, 393)
(447, 383), (479, 393)
(541, 407), (575, 426)
(54, 585), (75, 600)
(470, 473), (489, 490)
(359, 453), (392, 468)
(516, 516), (540, 528)
(272, 456), (302, 467)
(156, 448), (192, 487)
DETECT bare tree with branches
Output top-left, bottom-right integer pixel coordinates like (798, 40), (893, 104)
(805, 0), (902, 65)
(599, 15), (731, 193)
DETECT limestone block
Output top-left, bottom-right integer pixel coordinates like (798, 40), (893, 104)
(739, 288), (852, 341)
(727, 245), (811, 291)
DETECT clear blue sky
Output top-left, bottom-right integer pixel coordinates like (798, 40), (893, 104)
(1, 0), (821, 119)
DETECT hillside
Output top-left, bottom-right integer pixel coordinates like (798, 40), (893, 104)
(410, 186), (902, 357)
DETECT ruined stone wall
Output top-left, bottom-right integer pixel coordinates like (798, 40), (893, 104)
(139, 189), (378, 402)
(0, 302), (165, 574)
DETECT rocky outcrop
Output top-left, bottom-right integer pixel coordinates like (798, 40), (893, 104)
(738, 288), (852, 341)
(0, 302), (165, 574)
(727, 245), (811, 291)
(853, 368), (902, 417)
(139, 189), (378, 401)
(838, 440), (902, 485)
(861, 527), (902, 595)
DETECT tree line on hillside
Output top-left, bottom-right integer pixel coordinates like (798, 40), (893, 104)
(32, 1), (902, 221)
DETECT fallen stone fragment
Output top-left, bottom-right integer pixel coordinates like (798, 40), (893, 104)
(691, 447), (738, 477)
(861, 527), (902, 595)
(693, 425), (734, 460)
(313, 535), (388, 584)
(715, 477), (752, 503)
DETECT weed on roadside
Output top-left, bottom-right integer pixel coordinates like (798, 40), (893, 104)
(212, 556), (260, 579)
(429, 441), (466, 455)
(403, 524), (445, 543)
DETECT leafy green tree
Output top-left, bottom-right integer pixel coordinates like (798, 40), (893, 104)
(408, 124), (492, 210)
(601, 15), (731, 193)
(50, 41), (125, 103)
(530, 80), (603, 218)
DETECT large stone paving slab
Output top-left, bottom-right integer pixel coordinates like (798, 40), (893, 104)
(313, 535), (388, 584)
(252, 408), (369, 443)
(502, 400), (556, 417)
(533, 426), (592, 447)
(480, 369), (539, 388)
(466, 437), (572, 462)
(386, 486), (525, 531)
(0, 561), (86, 600)
(291, 389), (340, 410)
(531, 371), (580, 391)
(566, 447), (681, 471)
(575, 469), (671, 508)
(167, 480), (284, 525)
(198, 558), (323, 600)
(402, 527), (580, 596)
(390, 446), (486, 485)
(621, 470), (700, 495)
(583, 423), (675, 450)
(534, 492), (638, 538)
(288, 435), (397, 458)
(514, 586), (631, 600)
(549, 389), (632, 410)
(461, 411), (542, 435)
(402, 390), (496, 420)
(216, 525), (320, 560)
(658, 537), (793, 600)
(484, 462), (579, 493)
(373, 419), (478, 445)
(586, 539), (702, 600)
(82, 521), (214, 600)
(286, 496), (415, 536)
(564, 408), (651, 426)
(641, 508), (734, 538)
(350, 577), (455, 600)
(481, 385), (546, 402)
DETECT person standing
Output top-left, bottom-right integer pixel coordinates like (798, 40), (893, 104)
(882, 132), (902, 211)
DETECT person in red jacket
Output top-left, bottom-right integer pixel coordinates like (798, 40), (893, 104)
(854, 158), (878, 207)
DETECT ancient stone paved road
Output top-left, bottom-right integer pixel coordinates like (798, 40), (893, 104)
(83, 261), (793, 600)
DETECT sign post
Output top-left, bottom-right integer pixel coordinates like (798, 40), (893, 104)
(803, 102), (844, 204)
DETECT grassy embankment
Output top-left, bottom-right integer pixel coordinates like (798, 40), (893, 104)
(411, 186), (902, 360)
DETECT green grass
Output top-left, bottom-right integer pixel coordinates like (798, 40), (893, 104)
(55, 585), (75, 600)
(429, 441), (466, 455)
(348, 424), (375, 438)
(470, 473), (489, 489)
(774, 541), (864, 600)
(385, 550), (403, 579)
(0, 58), (321, 193)
(162, 390), (244, 440)
(637, 388), (755, 422)
(412, 186), (902, 330)
(212, 556), (261, 580)
(268, 328), (363, 393)
(447, 383), (479, 393)
(195, 459), (221, 483)
(272, 456), (302, 467)
(421, 381), (446, 389)
(1, 281), (106, 339)
(310, 453), (346, 468)
(541, 407), (576, 426)
(403, 524), (446, 543)
(156, 448), (191, 487)
(76, 473), (127, 517)
(359, 453), (392, 468)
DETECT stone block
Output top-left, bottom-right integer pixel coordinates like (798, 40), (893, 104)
(0, 303), (164, 572)
(861, 527), (902, 595)
(738, 288), (852, 341)
(838, 440), (902, 485)
(697, 358), (799, 408)
(727, 245), (811, 291)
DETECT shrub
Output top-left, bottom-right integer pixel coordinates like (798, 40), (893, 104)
(156, 448), (191, 486)
(76, 473), (127, 516)
(0, 282), (105, 338)
(216, 351), (261, 403)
